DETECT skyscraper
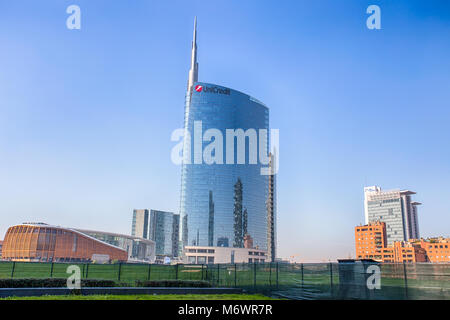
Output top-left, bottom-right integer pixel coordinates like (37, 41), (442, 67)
(149, 210), (180, 257)
(131, 209), (149, 239)
(364, 186), (421, 245)
(179, 18), (273, 251)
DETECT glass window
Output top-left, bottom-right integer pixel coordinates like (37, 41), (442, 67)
(197, 256), (206, 264)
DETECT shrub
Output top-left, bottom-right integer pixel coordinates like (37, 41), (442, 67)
(0, 278), (117, 288)
(135, 280), (212, 288)
(82, 279), (117, 287)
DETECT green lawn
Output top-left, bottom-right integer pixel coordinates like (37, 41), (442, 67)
(1, 294), (278, 300)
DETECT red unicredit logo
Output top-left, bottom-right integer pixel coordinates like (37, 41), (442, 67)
(195, 85), (203, 92)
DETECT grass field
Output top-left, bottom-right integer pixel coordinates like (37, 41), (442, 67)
(1, 294), (278, 300)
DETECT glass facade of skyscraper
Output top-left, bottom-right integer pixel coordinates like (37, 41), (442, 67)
(149, 210), (180, 257)
(180, 82), (269, 251)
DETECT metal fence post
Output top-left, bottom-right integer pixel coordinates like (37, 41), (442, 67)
(50, 262), (54, 278)
(269, 263), (272, 286)
(201, 264), (204, 281)
(403, 262), (409, 299)
(217, 264), (220, 286)
(10, 261), (16, 279)
(85, 263), (89, 279)
(301, 263), (304, 288)
(175, 264), (179, 280)
(147, 264), (151, 281)
(253, 263), (257, 290)
(276, 262), (279, 289)
(329, 262), (333, 296)
(234, 264), (237, 287)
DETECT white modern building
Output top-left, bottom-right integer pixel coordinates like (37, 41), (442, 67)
(183, 246), (267, 264)
(364, 186), (421, 245)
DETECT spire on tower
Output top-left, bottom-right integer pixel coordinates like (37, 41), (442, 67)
(187, 17), (199, 92)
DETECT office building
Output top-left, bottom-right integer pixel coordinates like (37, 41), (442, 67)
(184, 245), (267, 264)
(364, 186), (421, 245)
(131, 209), (149, 239)
(179, 18), (273, 252)
(149, 210), (180, 258)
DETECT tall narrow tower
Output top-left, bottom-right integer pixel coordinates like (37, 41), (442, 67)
(187, 17), (199, 93)
(179, 17), (271, 252)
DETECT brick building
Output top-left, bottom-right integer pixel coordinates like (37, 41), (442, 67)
(355, 223), (448, 263)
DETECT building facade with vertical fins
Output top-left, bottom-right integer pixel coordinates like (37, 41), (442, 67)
(179, 18), (273, 252)
(2, 223), (129, 262)
(364, 186), (421, 245)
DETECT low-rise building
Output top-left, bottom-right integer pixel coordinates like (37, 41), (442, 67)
(183, 246), (267, 264)
(417, 238), (450, 263)
(75, 228), (156, 263)
(355, 223), (449, 263)
(1, 223), (155, 263)
(380, 241), (427, 263)
(2, 223), (128, 263)
(355, 221), (387, 261)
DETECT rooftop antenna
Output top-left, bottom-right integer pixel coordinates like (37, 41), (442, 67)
(187, 17), (199, 93)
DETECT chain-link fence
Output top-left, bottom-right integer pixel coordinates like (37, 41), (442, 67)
(0, 261), (448, 299)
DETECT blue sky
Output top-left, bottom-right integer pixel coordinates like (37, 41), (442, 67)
(0, 0), (449, 262)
